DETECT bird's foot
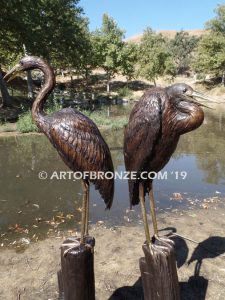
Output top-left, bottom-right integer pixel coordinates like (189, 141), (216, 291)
(151, 234), (160, 243)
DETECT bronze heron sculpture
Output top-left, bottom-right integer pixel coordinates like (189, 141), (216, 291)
(124, 83), (214, 245)
(4, 56), (114, 244)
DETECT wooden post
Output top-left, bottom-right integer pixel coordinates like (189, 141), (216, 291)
(58, 236), (95, 300)
(139, 237), (180, 300)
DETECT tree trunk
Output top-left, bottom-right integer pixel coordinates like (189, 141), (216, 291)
(0, 67), (12, 107)
(23, 44), (34, 100)
(70, 70), (75, 98)
(107, 106), (110, 117)
(27, 70), (34, 99)
(222, 71), (225, 86)
(85, 68), (89, 88)
(106, 72), (110, 94)
(153, 78), (157, 86)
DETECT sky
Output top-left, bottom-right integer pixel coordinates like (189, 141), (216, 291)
(79, 0), (223, 38)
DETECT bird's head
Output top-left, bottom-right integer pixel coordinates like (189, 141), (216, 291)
(166, 83), (216, 109)
(4, 56), (45, 82)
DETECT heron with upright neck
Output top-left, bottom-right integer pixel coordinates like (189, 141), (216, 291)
(4, 56), (114, 244)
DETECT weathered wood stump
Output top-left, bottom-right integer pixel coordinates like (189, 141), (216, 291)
(140, 237), (180, 300)
(58, 236), (95, 300)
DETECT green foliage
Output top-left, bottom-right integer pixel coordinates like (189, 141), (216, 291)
(81, 110), (128, 130)
(91, 14), (125, 91)
(119, 43), (138, 80)
(168, 30), (199, 74)
(205, 4), (225, 35)
(193, 5), (225, 78)
(117, 86), (133, 98)
(137, 28), (176, 84)
(0, 0), (88, 70)
(17, 98), (62, 133)
(192, 32), (225, 76)
(17, 105), (128, 133)
(17, 111), (38, 133)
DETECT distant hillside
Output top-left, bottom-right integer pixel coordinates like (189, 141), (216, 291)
(126, 29), (206, 43)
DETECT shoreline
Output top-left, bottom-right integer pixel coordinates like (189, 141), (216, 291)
(0, 124), (121, 138)
(0, 205), (225, 299)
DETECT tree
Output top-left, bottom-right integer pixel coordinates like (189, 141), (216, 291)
(0, 69), (12, 108)
(120, 43), (138, 82)
(92, 14), (125, 93)
(77, 30), (98, 86)
(169, 30), (199, 74)
(193, 4), (225, 84)
(0, 0), (90, 105)
(137, 28), (176, 85)
(205, 4), (225, 35)
(192, 33), (225, 79)
(0, 1), (24, 106)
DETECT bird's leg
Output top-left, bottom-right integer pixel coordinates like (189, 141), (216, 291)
(84, 181), (90, 236)
(149, 185), (159, 238)
(139, 183), (151, 245)
(80, 180), (88, 244)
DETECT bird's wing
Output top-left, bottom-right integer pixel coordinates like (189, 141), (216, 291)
(124, 92), (162, 206)
(47, 109), (114, 209)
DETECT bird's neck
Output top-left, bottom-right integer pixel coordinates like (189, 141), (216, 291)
(32, 62), (55, 125)
(170, 102), (204, 135)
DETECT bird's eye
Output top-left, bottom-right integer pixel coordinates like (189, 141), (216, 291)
(183, 88), (187, 93)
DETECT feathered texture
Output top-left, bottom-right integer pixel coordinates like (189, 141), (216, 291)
(8, 56), (114, 209)
(45, 108), (114, 208)
(124, 87), (204, 207)
(124, 88), (163, 206)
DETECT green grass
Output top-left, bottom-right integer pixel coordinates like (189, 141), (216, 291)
(117, 86), (133, 98)
(16, 106), (128, 133)
(81, 110), (128, 129)
(17, 99), (62, 133)
(17, 111), (38, 133)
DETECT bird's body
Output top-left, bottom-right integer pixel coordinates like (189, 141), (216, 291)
(124, 86), (204, 206)
(41, 107), (114, 207)
(5, 56), (114, 243)
(124, 84), (210, 243)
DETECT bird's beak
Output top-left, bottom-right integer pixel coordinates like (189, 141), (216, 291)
(3, 64), (23, 82)
(185, 90), (219, 109)
(191, 91), (218, 103)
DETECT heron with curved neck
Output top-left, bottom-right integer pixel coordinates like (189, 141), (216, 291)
(4, 56), (114, 245)
(124, 82), (216, 245)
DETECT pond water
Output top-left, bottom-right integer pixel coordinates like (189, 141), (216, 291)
(0, 104), (225, 244)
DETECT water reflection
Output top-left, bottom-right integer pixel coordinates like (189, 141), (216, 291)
(0, 107), (224, 242)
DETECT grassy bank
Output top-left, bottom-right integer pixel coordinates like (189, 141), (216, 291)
(16, 107), (128, 133)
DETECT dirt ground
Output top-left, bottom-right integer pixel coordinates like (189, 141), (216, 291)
(0, 204), (225, 300)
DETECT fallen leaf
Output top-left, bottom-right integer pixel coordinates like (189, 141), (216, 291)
(33, 204), (40, 209)
(97, 220), (104, 226)
(19, 238), (30, 245)
(189, 213), (197, 217)
(124, 216), (130, 222)
(36, 217), (44, 223)
(201, 203), (209, 209)
(171, 192), (183, 200)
